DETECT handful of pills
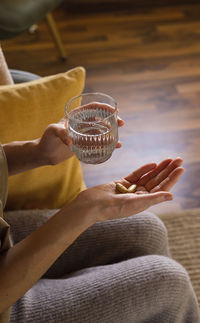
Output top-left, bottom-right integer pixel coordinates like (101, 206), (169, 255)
(116, 183), (137, 194)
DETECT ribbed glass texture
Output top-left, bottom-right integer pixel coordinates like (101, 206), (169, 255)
(66, 93), (118, 164)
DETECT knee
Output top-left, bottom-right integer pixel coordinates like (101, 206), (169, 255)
(124, 212), (169, 256)
(147, 255), (195, 300)
(127, 255), (199, 321)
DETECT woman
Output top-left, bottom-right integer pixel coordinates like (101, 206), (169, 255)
(0, 119), (199, 323)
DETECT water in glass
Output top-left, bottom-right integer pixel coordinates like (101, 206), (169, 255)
(68, 105), (118, 164)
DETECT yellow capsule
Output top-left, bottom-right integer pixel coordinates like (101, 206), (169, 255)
(127, 184), (137, 193)
(116, 183), (129, 193)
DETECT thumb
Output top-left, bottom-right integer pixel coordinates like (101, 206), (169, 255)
(138, 191), (173, 208)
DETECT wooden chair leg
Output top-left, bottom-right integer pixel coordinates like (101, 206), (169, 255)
(46, 12), (67, 60)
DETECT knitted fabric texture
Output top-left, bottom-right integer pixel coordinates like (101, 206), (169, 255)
(4, 210), (200, 323)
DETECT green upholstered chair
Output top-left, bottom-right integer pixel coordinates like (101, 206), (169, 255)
(0, 0), (66, 59)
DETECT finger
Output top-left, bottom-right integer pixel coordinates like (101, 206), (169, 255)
(122, 191), (173, 215)
(145, 157), (183, 191)
(117, 116), (125, 127)
(124, 163), (157, 184)
(67, 102), (124, 129)
(137, 191), (173, 208)
(79, 103), (124, 126)
(116, 141), (122, 148)
(138, 158), (173, 187)
(151, 167), (184, 192)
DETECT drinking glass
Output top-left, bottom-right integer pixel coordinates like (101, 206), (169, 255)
(65, 92), (118, 164)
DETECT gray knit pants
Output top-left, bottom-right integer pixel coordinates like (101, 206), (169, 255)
(4, 210), (200, 323)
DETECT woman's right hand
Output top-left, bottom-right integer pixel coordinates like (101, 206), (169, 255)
(76, 157), (184, 223)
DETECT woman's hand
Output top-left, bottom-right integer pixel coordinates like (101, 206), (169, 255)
(77, 157), (184, 222)
(36, 118), (74, 165)
(37, 109), (125, 165)
(3, 110), (124, 174)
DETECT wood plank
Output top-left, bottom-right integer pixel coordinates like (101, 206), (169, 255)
(176, 82), (200, 93)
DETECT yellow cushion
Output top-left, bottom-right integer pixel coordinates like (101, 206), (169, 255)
(0, 66), (86, 210)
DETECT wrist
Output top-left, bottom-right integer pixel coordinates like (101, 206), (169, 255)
(31, 138), (48, 167)
(62, 191), (98, 227)
(58, 195), (97, 240)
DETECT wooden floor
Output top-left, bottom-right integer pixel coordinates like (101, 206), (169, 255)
(2, 0), (200, 212)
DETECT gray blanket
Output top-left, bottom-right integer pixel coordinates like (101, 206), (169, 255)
(4, 209), (200, 323)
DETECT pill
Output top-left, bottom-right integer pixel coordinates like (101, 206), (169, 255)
(127, 184), (137, 193)
(116, 183), (129, 193)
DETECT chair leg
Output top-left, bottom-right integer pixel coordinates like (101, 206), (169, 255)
(46, 12), (67, 60)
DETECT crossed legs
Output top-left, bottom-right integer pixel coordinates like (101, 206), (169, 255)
(5, 210), (199, 323)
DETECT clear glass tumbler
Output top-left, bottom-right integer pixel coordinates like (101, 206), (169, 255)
(65, 92), (118, 164)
